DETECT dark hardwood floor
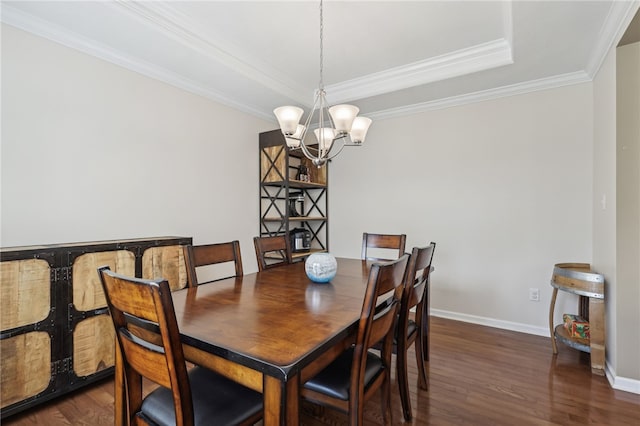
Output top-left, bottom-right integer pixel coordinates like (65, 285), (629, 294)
(4, 317), (639, 425)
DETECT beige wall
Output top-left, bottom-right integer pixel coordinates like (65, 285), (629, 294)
(616, 42), (640, 382)
(592, 47), (619, 379)
(330, 84), (593, 334)
(1, 24), (273, 269)
(592, 40), (640, 389)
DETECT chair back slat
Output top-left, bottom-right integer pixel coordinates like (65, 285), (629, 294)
(184, 241), (243, 287)
(118, 329), (173, 388)
(361, 233), (406, 261)
(253, 235), (291, 271)
(192, 243), (238, 267)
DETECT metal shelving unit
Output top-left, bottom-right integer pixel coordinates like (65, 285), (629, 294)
(259, 130), (328, 259)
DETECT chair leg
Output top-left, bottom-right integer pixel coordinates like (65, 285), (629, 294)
(415, 336), (429, 390)
(396, 343), (413, 421)
(381, 369), (393, 426)
(350, 398), (365, 426)
(416, 315), (429, 390)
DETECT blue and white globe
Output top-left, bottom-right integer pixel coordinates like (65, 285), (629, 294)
(305, 252), (337, 283)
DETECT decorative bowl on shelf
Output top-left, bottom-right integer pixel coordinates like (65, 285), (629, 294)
(305, 252), (337, 283)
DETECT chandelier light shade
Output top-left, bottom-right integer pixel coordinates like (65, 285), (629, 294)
(328, 104), (359, 134)
(274, 106), (304, 136)
(273, 0), (372, 167)
(350, 117), (373, 143)
(313, 128), (335, 151)
(284, 124), (305, 148)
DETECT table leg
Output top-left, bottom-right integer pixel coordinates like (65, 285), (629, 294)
(263, 374), (300, 425)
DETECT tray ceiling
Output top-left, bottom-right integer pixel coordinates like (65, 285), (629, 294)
(2, 1), (638, 122)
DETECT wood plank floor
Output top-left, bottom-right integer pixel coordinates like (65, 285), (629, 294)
(4, 317), (639, 425)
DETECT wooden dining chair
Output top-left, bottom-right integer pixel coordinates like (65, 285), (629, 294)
(97, 266), (263, 426)
(395, 242), (436, 421)
(253, 235), (291, 271)
(300, 254), (410, 426)
(183, 241), (243, 287)
(361, 232), (407, 261)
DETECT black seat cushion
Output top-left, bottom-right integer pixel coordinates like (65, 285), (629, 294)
(140, 366), (262, 426)
(303, 348), (384, 401)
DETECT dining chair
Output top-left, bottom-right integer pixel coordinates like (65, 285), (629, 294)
(183, 240), (243, 287)
(361, 232), (407, 261)
(395, 242), (436, 421)
(300, 254), (410, 426)
(97, 266), (263, 426)
(253, 235), (291, 271)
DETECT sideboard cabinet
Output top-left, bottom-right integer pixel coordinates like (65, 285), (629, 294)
(0, 236), (191, 418)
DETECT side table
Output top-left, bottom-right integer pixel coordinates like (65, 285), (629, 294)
(548, 263), (605, 375)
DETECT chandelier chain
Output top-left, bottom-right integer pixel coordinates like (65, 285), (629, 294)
(272, 0), (371, 167)
(319, 0), (324, 90)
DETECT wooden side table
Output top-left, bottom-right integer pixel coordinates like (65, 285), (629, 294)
(548, 263), (605, 375)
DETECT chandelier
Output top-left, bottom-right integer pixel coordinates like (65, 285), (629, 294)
(273, 0), (372, 167)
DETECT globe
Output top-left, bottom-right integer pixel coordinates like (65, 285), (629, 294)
(305, 252), (337, 283)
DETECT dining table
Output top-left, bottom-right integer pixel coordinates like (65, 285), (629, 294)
(114, 256), (377, 425)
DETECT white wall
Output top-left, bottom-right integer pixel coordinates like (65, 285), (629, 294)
(330, 84), (593, 334)
(1, 24), (273, 270)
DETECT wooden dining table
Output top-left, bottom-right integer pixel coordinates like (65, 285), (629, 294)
(114, 256), (376, 425)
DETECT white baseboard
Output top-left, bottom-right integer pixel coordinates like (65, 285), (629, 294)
(430, 308), (550, 337)
(605, 362), (640, 395)
(431, 309), (640, 395)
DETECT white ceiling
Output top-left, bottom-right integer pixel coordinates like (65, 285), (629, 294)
(2, 1), (639, 123)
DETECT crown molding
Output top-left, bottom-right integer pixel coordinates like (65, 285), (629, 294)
(585, 0), (640, 78)
(502, 0), (514, 51)
(108, 1), (310, 106)
(368, 71), (592, 121)
(2, 2), (514, 118)
(327, 0), (513, 104)
(2, 1), (618, 125)
(125, 1), (515, 106)
(1, 4), (274, 121)
(327, 38), (513, 104)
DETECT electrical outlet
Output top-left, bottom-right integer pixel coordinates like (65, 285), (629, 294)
(529, 288), (540, 302)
